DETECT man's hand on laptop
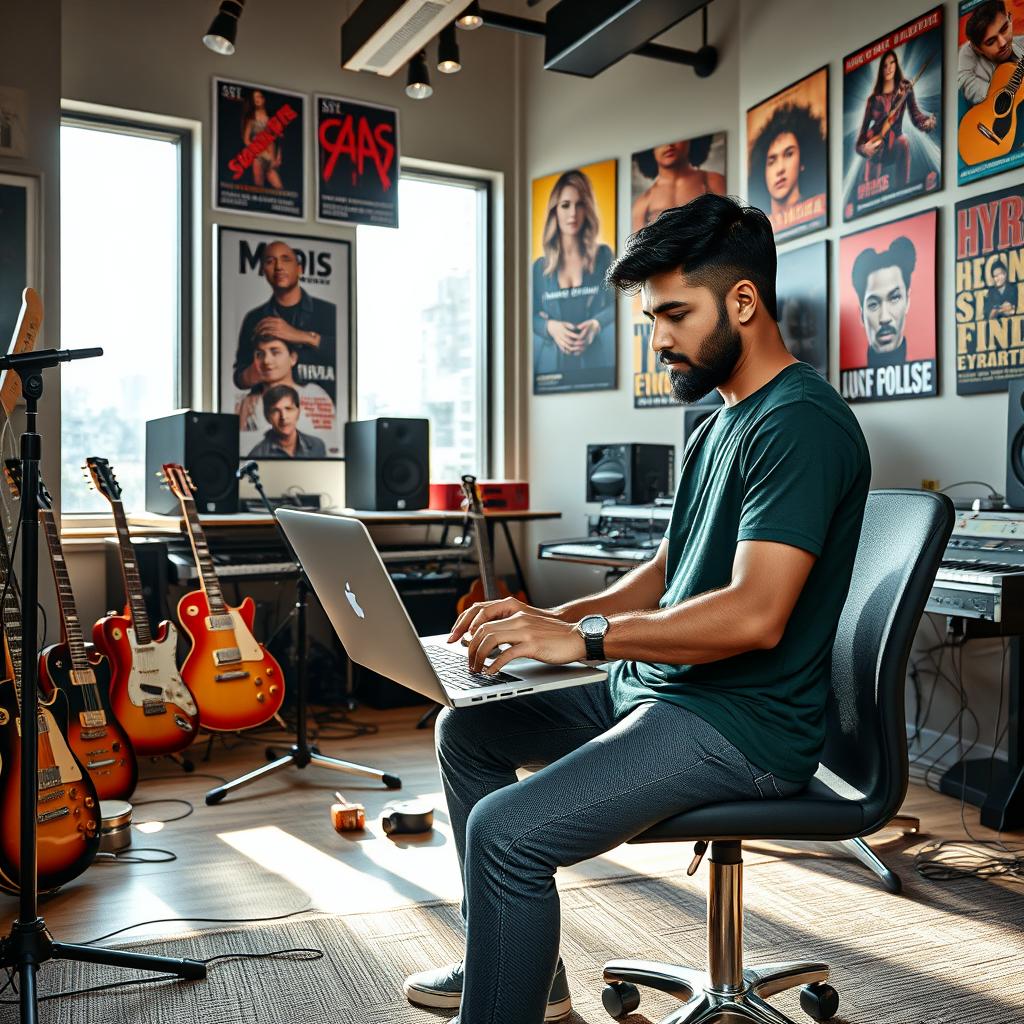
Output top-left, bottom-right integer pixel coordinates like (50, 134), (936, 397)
(464, 611), (586, 675)
(448, 596), (561, 647)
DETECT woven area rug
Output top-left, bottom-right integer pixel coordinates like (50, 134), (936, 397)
(7, 851), (1023, 1024)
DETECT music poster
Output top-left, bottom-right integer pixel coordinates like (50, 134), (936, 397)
(217, 227), (350, 460)
(777, 240), (830, 379)
(956, 0), (1024, 185)
(630, 133), (727, 407)
(315, 95), (399, 228)
(213, 77), (306, 219)
(838, 208), (938, 403)
(955, 184), (1024, 394)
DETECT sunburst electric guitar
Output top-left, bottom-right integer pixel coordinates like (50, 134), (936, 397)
(161, 463), (285, 731)
(959, 51), (1024, 165)
(5, 460), (138, 801)
(87, 456), (199, 756)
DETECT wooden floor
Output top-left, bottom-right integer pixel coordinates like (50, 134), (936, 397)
(2, 703), (1019, 946)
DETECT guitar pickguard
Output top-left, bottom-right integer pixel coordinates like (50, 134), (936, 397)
(226, 609), (264, 663)
(125, 625), (198, 716)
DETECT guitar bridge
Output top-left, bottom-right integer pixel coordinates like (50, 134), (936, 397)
(38, 806), (70, 824)
(978, 123), (1000, 143)
(143, 699), (168, 716)
(214, 670), (250, 682)
(214, 647), (242, 666)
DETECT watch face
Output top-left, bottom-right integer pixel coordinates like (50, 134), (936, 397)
(580, 615), (607, 638)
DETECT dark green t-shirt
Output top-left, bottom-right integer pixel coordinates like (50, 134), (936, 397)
(608, 362), (871, 783)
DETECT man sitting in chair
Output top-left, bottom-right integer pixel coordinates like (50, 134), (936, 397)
(404, 194), (871, 1024)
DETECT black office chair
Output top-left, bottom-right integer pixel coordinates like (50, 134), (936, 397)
(601, 489), (954, 1024)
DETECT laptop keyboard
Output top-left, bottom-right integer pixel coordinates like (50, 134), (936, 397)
(424, 644), (520, 690)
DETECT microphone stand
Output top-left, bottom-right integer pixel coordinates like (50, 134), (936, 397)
(0, 347), (206, 1024)
(204, 462), (400, 805)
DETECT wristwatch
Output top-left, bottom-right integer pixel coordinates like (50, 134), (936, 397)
(576, 614), (610, 661)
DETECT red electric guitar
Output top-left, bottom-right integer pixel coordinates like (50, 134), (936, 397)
(87, 456), (199, 756)
(161, 463), (285, 731)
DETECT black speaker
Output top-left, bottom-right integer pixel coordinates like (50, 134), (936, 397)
(145, 411), (240, 514)
(586, 443), (675, 505)
(105, 536), (170, 626)
(1007, 380), (1024, 509)
(344, 417), (429, 511)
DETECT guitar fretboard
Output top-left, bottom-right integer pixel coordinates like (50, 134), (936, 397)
(181, 497), (226, 614)
(110, 498), (153, 644)
(41, 510), (91, 672)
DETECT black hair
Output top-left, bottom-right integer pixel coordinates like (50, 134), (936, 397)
(991, 258), (1008, 276)
(635, 135), (714, 179)
(606, 193), (778, 320)
(851, 236), (917, 306)
(966, 1), (1007, 47)
(871, 50), (907, 97)
(747, 102), (826, 212)
(262, 383), (300, 417)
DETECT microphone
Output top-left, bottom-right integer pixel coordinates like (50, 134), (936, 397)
(236, 459), (259, 481)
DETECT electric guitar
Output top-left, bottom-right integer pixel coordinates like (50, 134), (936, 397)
(863, 55), (934, 162)
(86, 456), (199, 756)
(161, 463), (285, 731)
(959, 51), (1024, 165)
(0, 493), (101, 894)
(5, 460), (138, 801)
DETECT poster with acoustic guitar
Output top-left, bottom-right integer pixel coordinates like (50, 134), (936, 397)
(957, 0), (1024, 185)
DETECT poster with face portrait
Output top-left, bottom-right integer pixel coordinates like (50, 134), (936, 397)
(630, 133), (727, 408)
(957, 0), (1024, 185)
(213, 78), (306, 219)
(777, 240), (829, 378)
(839, 208), (937, 403)
(217, 227), (350, 460)
(315, 95), (399, 227)
(531, 159), (617, 395)
(842, 8), (943, 222)
(955, 184), (1024, 393)
(746, 67), (829, 244)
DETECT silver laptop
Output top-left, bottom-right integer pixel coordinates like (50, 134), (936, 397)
(276, 509), (607, 708)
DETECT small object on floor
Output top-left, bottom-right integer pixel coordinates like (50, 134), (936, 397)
(382, 799), (434, 835)
(99, 800), (134, 853)
(331, 792), (366, 832)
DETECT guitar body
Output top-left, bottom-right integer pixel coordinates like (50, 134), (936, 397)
(94, 612), (199, 756)
(959, 62), (1024, 165)
(0, 677), (101, 894)
(457, 577), (520, 614)
(177, 590), (285, 731)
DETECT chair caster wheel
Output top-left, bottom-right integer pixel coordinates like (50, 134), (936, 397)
(602, 981), (640, 1019)
(800, 982), (839, 1021)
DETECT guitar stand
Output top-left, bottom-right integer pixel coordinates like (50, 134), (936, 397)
(204, 468), (400, 806)
(0, 353), (205, 1024)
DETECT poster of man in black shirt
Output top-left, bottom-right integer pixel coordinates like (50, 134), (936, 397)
(218, 227), (350, 458)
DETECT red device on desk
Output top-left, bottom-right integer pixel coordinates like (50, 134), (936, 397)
(429, 479), (529, 512)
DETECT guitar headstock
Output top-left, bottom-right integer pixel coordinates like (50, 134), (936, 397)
(460, 474), (485, 518)
(85, 456), (122, 504)
(161, 463), (196, 502)
(3, 458), (54, 511)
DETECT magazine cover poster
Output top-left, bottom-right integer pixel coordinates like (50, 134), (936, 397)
(957, 0), (1024, 185)
(842, 7), (943, 221)
(630, 134), (726, 407)
(316, 95), (398, 227)
(217, 227), (350, 460)
(746, 67), (828, 244)
(777, 240), (830, 378)
(839, 208), (938, 403)
(955, 184), (1024, 393)
(213, 78), (305, 219)
(531, 159), (617, 395)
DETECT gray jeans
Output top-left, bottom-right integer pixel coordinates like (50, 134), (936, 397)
(434, 679), (805, 1024)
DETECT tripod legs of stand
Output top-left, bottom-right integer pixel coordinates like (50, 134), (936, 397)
(205, 744), (400, 805)
(416, 703), (440, 729)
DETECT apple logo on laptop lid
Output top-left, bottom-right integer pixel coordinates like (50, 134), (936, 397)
(345, 582), (365, 619)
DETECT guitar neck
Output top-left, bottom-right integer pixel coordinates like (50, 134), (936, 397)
(109, 499), (154, 644)
(40, 509), (92, 671)
(0, 524), (24, 713)
(180, 496), (227, 613)
(471, 513), (499, 601)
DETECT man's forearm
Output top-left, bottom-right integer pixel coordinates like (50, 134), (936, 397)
(547, 557), (665, 622)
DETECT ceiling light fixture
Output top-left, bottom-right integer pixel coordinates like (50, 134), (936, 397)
(203, 0), (245, 55)
(437, 24), (461, 74)
(405, 50), (434, 99)
(456, 1), (483, 30)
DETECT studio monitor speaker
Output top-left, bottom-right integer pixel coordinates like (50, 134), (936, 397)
(345, 417), (430, 511)
(586, 443), (674, 505)
(145, 410), (240, 515)
(1007, 379), (1024, 509)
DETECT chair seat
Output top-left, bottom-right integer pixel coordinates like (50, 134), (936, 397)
(629, 776), (868, 844)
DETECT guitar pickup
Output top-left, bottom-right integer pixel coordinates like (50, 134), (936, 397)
(70, 668), (97, 687)
(207, 614), (235, 632)
(214, 647), (242, 666)
(37, 767), (60, 789)
(79, 710), (106, 729)
(215, 670), (250, 682)
(140, 683), (164, 695)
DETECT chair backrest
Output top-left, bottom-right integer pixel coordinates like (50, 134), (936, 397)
(822, 488), (953, 831)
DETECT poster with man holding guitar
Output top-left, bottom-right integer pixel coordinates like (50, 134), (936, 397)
(842, 7), (943, 221)
(958, 0), (1024, 184)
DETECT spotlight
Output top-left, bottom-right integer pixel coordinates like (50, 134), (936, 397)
(203, 0), (244, 55)
(437, 24), (461, 74)
(456, 1), (483, 30)
(405, 50), (433, 99)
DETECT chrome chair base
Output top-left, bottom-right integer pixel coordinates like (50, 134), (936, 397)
(604, 958), (830, 1024)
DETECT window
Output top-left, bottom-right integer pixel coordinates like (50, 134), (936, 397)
(60, 116), (190, 514)
(356, 173), (489, 481)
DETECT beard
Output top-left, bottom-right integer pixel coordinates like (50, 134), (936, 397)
(665, 302), (742, 404)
